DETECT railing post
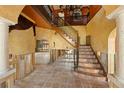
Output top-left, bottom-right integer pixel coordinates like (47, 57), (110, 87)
(76, 34), (80, 70)
(76, 47), (79, 69)
(73, 49), (76, 71)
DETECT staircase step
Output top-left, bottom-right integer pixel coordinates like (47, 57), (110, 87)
(79, 49), (92, 52)
(78, 67), (104, 74)
(79, 45), (91, 48)
(79, 47), (91, 49)
(79, 58), (98, 62)
(79, 55), (96, 58)
(79, 51), (94, 55)
(79, 62), (101, 68)
(74, 45), (107, 82)
(78, 65), (101, 70)
(79, 62), (98, 64)
(74, 71), (106, 81)
(79, 59), (98, 64)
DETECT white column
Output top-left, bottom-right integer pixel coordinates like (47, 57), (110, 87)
(115, 12), (124, 83)
(0, 21), (9, 75)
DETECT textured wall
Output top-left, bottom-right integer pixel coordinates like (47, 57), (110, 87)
(59, 26), (86, 45)
(86, 8), (116, 72)
(72, 26), (86, 45)
(103, 5), (119, 16)
(9, 27), (36, 55)
(108, 28), (116, 74)
(86, 8), (116, 53)
(0, 5), (24, 23)
(36, 27), (73, 49)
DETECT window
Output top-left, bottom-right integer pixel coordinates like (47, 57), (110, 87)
(36, 39), (49, 52)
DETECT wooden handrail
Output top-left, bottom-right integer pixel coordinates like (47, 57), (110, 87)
(51, 24), (77, 48)
(90, 46), (107, 80)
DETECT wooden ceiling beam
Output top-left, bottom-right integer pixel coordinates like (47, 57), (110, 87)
(21, 5), (52, 29)
(20, 12), (36, 24)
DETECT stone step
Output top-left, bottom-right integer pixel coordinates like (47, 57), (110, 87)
(79, 47), (91, 49)
(79, 58), (98, 63)
(79, 55), (96, 58)
(79, 45), (91, 48)
(79, 49), (92, 52)
(79, 61), (98, 64)
(79, 51), (94, 55)
(74, 71), (107, 81)
(78, 67), (104, 74)
(78, 62), (101, 68)
(78, 65), (101, 70)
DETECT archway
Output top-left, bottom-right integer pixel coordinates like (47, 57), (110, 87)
(108, 28), (116, 74)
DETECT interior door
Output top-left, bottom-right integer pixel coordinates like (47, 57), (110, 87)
(86, 35), (91, 45)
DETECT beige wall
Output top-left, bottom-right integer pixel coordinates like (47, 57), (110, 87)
(59, 26), (86, 45)
(108, 28), (116, 74)
(9, 27), (36, 55)
(103, 5), (119, 16)
(86, 8), (116, 53)
(0, 5), (24, 23)
(72, 26), (86, 45)
(9, 26), (84, 55)
(86, 8), (116, 72)
(36, 27), (73, 49)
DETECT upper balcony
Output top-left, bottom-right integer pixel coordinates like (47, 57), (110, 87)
(49, 5), (102, 26)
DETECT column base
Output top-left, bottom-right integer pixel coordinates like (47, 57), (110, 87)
(0, 68), (10, 76)
(0, 68), (16, 88)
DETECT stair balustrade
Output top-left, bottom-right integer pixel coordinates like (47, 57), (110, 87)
(36, 5), (80, 70)
(51, 12), (80, 71)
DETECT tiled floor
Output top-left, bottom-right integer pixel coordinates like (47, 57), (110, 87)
(14, 57), (109, 88)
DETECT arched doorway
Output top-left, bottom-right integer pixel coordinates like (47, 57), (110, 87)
(108, 28), (116, 74)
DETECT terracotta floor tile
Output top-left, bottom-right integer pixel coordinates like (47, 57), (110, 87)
(14, 57), (108, 88)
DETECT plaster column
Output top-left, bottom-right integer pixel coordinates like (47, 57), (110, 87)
(0, 20), (9, 75)
(115, 12), (124, 83)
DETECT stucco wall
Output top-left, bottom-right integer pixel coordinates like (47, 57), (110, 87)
(103, 5), (119, 16)
(108, 28), (116, 74)
(59, 26), (86, 45)
(86, 8), (116, 72)
(36, 27), (73, 49)
(9, 27), (36, 55)
(72, 26), (86, 45)
(0, 5), (24, 23)
(9, 26), (75, 55)
(87, 8), (116, 53)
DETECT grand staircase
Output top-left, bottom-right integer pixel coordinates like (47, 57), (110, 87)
(56, 45), (107, 82)
(76, 45), (107, 81)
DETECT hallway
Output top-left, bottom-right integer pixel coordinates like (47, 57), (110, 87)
(14, 55), (108, 88)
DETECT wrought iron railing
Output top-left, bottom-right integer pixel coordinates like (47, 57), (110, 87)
(52, 17), (80, 70)
(40, 5), (80, 70)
